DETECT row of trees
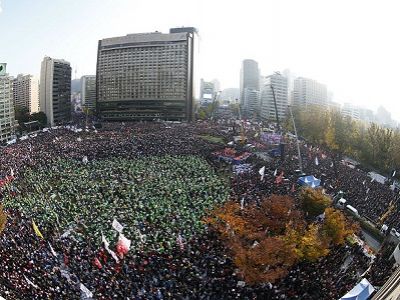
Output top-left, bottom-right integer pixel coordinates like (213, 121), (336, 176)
(205, 188), (357, 284)
(287, 105), (399, 174)
(15, 106), (47, 132)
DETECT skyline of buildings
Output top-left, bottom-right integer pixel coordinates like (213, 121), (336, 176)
(96, 27), (197, 122)
(0, 25), (398, 140)
(39, 57), (72, 127)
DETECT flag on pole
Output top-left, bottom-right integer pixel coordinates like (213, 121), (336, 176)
(116, 233), (131, 259)
(112, 219), (124, 233)
(24, 275), (38, 289)
(32, 220), (44, 239)
(275, 171), (284, 184)
(93, 257), (103, 269)
(80, 283), (93, 299)
(176, 234), (185, 251)
(101, 233), (119, 263)
(48, 242), (57, 257)
(259, 166), (265, 181)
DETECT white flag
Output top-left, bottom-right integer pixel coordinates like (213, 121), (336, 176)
(48, 242), (57, 257)
(240, 198), (245, 210)
(60, 229), (72, 239)
(273, 169), (278, 176)
(112, 219), (124, 233)
(251, 241), (259, 248)
(80, 283), (93, 299)
(259, 166), (265, 181)
(102, 233), (119, 263)
(392, 170), (396, 177)
(24, 275), (38, 289)
(176, 234), (185, 250)
(10, 168), (14, 177)
(315, 157), (319, 166)
(117, 234), (131, 251)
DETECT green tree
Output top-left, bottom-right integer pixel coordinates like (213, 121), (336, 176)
(299, 187), (331, 219)
(30, 112), (47, 126)
(15, 106), (30, 124)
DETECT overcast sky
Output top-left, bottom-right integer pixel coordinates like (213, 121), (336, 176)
(1, 0), (400, 120)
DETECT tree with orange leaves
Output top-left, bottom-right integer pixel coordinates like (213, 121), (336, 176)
(205, 195), (305, 284)
(0, 204), (7, 234)
(283, 223), (330, 262)
(322, 207), (357, 246)
(233, 236), (298, 284)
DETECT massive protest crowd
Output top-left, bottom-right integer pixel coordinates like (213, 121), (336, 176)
(0, 120), (398, 299)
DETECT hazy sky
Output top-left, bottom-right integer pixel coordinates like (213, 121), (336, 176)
(1, 0), (400, 120)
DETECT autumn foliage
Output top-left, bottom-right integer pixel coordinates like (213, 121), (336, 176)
(205, 195), (304, 284)
(0, 204), (7, 234)
(205, 194), (357, 284)
(299, 187), (332, 218)
(322, 207), (359, 246)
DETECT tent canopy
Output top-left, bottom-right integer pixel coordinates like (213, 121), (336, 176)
(297, 175), (321, 188)
(340, 278), (375, 300)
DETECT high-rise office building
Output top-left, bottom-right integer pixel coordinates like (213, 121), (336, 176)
(342, 103), (361, 120)
(81, 75), (96, 111)
(260, 73), (289, 121)
(96, 27), (197, 121)
(220, 88), (240, 104)
(243, 88), (260, 118)
(199, 79), (215, 106)
(39, 57), (72, 127)
(13, 74), (39, 114)
(292, 77), (328, 108)
(240, 59), (260, 116)
(0, 63), (16, 143)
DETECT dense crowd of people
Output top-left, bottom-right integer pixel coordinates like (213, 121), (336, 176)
(0, 120), (397, 299)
